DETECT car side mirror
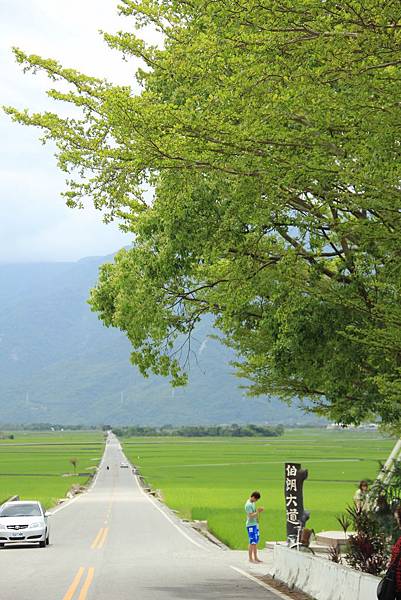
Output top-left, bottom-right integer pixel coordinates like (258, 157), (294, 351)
(45, 512), (50, 517)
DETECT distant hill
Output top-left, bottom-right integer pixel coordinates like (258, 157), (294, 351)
(0, 255), (317, 425)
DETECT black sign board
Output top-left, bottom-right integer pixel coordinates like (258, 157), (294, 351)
(285, 462), (308, 541)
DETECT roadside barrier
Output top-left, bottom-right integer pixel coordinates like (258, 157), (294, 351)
(272, 544), (379, 600)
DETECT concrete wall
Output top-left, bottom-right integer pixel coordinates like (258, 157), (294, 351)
(272, 544), (379, 600)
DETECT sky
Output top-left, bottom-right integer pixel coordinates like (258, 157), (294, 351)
(1, 0), (155, 263)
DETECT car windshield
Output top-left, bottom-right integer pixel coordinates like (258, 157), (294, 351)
(0, 504), (41, 517)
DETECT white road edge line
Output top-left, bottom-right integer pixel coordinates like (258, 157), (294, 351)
(130, 463), (208, 551)
(230, 566), (292, 600)
(134, 473), (208, 551)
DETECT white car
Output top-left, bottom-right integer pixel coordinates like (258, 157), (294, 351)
(120, 463), (129, 468)
(0, 501), (50, 548)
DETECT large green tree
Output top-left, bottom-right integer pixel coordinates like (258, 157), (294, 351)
(6, 0), (401, 424)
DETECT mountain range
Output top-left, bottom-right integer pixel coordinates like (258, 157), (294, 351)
(0, 254), (316, 425)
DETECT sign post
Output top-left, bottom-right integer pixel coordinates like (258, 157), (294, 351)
(285, 462), (309, 543)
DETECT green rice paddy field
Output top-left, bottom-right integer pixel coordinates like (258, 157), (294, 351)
(122, 429), (396, 549)
(0, 431), (104, 509)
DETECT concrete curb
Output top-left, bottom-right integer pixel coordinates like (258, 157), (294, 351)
(190, 520), (229, 550)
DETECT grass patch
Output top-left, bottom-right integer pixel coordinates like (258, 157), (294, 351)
(0, 431), (104, 508)
(122, 429), (395, 549)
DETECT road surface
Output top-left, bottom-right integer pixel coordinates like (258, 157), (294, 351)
(0, 435), (284, 600)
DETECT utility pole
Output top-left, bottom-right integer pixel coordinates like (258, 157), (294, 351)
(376, 438), (401, 486)
(364, 437), (401, 510)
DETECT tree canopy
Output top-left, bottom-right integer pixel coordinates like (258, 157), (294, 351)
(5, 0), (401, 424)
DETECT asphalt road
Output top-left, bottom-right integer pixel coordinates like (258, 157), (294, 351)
(0, 435), (284, 600)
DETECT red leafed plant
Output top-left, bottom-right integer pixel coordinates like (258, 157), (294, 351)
(338, 505), (388, 575)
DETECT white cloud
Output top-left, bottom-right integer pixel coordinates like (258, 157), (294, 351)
(0, 0), (156, 263)
(5, 204), (130, 263)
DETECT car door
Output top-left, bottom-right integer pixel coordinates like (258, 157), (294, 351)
(40, 504), (48, 534)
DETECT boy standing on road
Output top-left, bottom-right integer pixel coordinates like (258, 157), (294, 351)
(245, 491), (264, 563)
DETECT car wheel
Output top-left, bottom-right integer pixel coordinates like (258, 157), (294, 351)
(0, 543), (4, 548)
(39, 539), (46, 548)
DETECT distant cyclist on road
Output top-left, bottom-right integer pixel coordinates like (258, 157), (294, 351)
(244, 491), (264, 563)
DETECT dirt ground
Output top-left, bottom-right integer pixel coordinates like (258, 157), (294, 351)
(258, 575), (314, 600)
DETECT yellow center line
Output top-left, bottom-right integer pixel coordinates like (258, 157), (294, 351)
(78, 567), (95, 600)
(62, 567), (85, 600)
(90, 528), (104, 550)
(97, 527), (109, 549)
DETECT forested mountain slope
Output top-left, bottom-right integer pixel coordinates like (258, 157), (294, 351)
(0, 255), (311, 425)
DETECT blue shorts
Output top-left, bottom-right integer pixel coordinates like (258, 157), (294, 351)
(247, 525), (260, 544)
